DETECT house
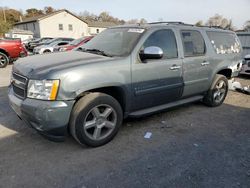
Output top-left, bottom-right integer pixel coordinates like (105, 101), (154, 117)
(87, 21), (117, 35)
(14, 10), (89, 39)
(5, 29), (33, 41)
(237, 32), (250, 57)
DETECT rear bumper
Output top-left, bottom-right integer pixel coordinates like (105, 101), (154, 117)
(8, 87), (75, 141)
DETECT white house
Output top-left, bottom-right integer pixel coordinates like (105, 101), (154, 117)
(87, 21), (117, 35)
(14, 10), (89, 39)
(5, 29), (33, 41)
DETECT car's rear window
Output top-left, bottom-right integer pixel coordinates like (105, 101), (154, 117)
(206, 31), (241, 54)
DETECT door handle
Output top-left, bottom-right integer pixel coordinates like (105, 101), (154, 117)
(201, 61), (210, 66)
(170, 65), (181, 70)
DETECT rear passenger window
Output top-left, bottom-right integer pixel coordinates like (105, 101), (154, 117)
(143, 29), (178, 59)
(181, 30), (205, 57)
(207, 31), (241, 54)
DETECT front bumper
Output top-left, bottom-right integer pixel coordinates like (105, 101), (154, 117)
(8, 87), (75, 141)
(240, 60), (250, 75)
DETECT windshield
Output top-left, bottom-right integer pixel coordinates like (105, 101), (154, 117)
(47, 41), (61, 47)
(70, 37), (85, 45)
(79, 28), (145, 56)
(43, 38), (58, 45)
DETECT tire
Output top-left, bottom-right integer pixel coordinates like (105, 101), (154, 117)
(0, 52), (9, 68)
(203, 74), (228, 107)
(70, 92), (123, 147)
(43, 50), (51, 54)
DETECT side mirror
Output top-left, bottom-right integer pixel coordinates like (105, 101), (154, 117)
(140, 46), (163, 61)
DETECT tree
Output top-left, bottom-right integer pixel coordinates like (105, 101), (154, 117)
(126, 19), (139, 24)
(139, 18), (147, 24)
(0, 7), (23, 24)
(244, 20), (250, 31)
(79, 11), (99, 22)
(0, 20), (11, 35)
(206, 14), (235, 30)
(44, 6), (55, 14)
(25, 8), (44, 18)
(98, 11), (112, 22)
(195, 20), (203, 27)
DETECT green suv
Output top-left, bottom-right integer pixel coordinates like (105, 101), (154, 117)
(8, 22), (242, 147)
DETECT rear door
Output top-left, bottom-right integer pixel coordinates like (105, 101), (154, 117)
(131, 29), (183, 111)
(180, 30), (211, 97)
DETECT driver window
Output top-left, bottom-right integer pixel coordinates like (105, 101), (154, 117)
(142, 29), (178, 59)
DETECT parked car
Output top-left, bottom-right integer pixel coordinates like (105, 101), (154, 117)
(0, 39), (27, 68)
(56, 36), (94, 52)
(27, 37), (53, 51)
(9, 22), (242, 147)
(240, 54), (250, 75)
(33, 38), (74, 54)
(33, 40), (71, 54)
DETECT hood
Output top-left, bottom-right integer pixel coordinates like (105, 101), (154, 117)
(13, 51), (113, 79)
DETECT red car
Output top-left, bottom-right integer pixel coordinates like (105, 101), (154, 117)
(57, 36), (94, 52)
(0, 39), (28, 68)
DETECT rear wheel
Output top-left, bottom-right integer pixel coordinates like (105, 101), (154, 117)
(0, 52), (9, 68)
(70, 93), (123, 147)
(203, 74), (228, 107)
(43, 50), (51, 54)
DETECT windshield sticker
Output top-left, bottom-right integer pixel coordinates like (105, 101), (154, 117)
(128, 29), (145, 33)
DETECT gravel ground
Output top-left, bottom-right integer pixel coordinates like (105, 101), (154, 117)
(0, 65), (250, 188)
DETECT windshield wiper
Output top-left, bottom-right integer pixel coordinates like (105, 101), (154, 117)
(78, 48), (113, 57)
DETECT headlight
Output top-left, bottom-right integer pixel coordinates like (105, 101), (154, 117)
(27, 80), (60, 100)
(59, 47), (67, 52)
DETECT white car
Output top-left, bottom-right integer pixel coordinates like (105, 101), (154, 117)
(240, 54), (250, 75)
(33, 41), (70, 54)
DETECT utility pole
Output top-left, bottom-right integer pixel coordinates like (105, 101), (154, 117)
(2, 7), (6, 22)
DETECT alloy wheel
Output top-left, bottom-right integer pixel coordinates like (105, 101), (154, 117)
(213, 80), (226, 103)
(83, 104), (117, 141)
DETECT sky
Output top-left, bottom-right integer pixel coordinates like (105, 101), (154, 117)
(0, 0), (249, 29)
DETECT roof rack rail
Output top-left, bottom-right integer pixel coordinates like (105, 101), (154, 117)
(148, 22), (195, 26)
(149, 21), (185, 25)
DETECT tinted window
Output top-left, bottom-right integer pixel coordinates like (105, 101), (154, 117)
(181, 30), (205, 57)
(207, 31), (241, 54)
(143, 29), (178, 59)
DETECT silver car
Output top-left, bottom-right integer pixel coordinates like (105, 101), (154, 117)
(240, 54), (250, 75)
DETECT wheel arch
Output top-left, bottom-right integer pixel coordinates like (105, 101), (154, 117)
(0, 48), (9, 57)
(216, 68), (232, 79)
(75, 86), (128, 115)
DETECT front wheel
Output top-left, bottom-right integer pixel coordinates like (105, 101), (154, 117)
(70, 93), (123, 147)
(203, 74), (228, 107)
(0, 52), (9, 68)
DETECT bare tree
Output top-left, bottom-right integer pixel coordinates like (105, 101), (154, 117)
(206, 14), (235, 30)
(244, 20), (250, 31)
(195, 20), (203, 26)
(139, 18), (147, 24)
(126, 19), (139, 24)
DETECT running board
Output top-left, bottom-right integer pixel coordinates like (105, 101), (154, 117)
(129, 95), (203, 117)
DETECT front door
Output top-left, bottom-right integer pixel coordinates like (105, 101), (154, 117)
(131, 29), (183, 111)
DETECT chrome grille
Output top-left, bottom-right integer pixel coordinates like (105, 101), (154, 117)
(12, 72), (28, 99)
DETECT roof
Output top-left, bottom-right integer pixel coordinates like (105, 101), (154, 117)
(15, 9), (87, 25)
(87, 21), (117, 28)
(112, 22), (234, 33)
